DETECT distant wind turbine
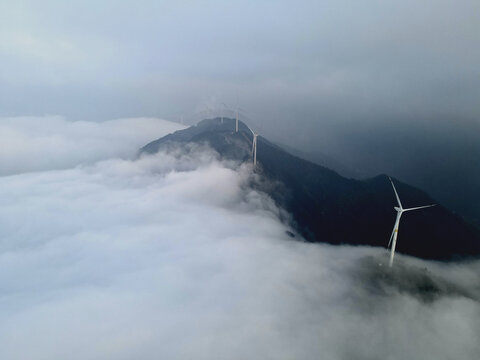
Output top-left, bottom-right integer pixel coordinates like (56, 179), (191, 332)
(252, 133), (258, 166)
(387, 177), (436, 267)
(235, 108), (239, 132)
(235, 92), (239, 132)
(246, 125), (258, 166)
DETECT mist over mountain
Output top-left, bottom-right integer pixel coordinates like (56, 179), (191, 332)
(141, 118), (480, 261)
(1, 116), (479, 359)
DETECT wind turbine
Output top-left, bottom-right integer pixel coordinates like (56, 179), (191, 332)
(252, 132), (258, 166)
(246, 125), (258, 166)
(387, 177), (436, 267)
(235, 108), (239, 132)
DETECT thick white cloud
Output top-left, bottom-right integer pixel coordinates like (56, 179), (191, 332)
(0, 121), (478, 359)
(0, 116), (184, 175)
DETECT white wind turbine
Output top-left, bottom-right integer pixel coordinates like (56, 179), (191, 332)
(235, 108), (239, 132)
(252, 132), (258, 166)
(246, 125), (258, 166)
(387, 177), (436, 267)
(235, 93), (239, 132)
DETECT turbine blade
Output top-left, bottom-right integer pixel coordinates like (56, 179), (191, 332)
(389, 177), (403, 209)
(403, 204), (436, 212)
(387, 212), (401, 248)
(387, 225), (395, 249)
(389, 218), (401, 267)
(387, 228), (395, 249)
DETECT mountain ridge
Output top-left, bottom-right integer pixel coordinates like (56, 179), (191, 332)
(140, 118), (480, 261)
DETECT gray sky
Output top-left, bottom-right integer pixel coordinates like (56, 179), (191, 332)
(1, 0), (479, 129)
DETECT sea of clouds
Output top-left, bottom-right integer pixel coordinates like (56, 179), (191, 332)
(0, 117), (479, 360)
(0, 116), (184, 175)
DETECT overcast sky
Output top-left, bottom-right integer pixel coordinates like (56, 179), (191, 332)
(1, 1), (479, 131)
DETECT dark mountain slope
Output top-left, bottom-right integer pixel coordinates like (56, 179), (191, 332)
(141, 118), (480, 261)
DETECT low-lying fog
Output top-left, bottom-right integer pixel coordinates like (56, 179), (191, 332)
(0, 117), (478, 360)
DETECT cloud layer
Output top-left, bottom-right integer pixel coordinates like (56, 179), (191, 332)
(0, 120), (479, 359)
(0, 116), (184, 175)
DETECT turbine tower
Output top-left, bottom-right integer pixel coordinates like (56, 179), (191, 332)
(387, 177), (436, 267)
(235, 108), (239, 132)
(252, 132), (258, 166)
(246, 125), (258, 167)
